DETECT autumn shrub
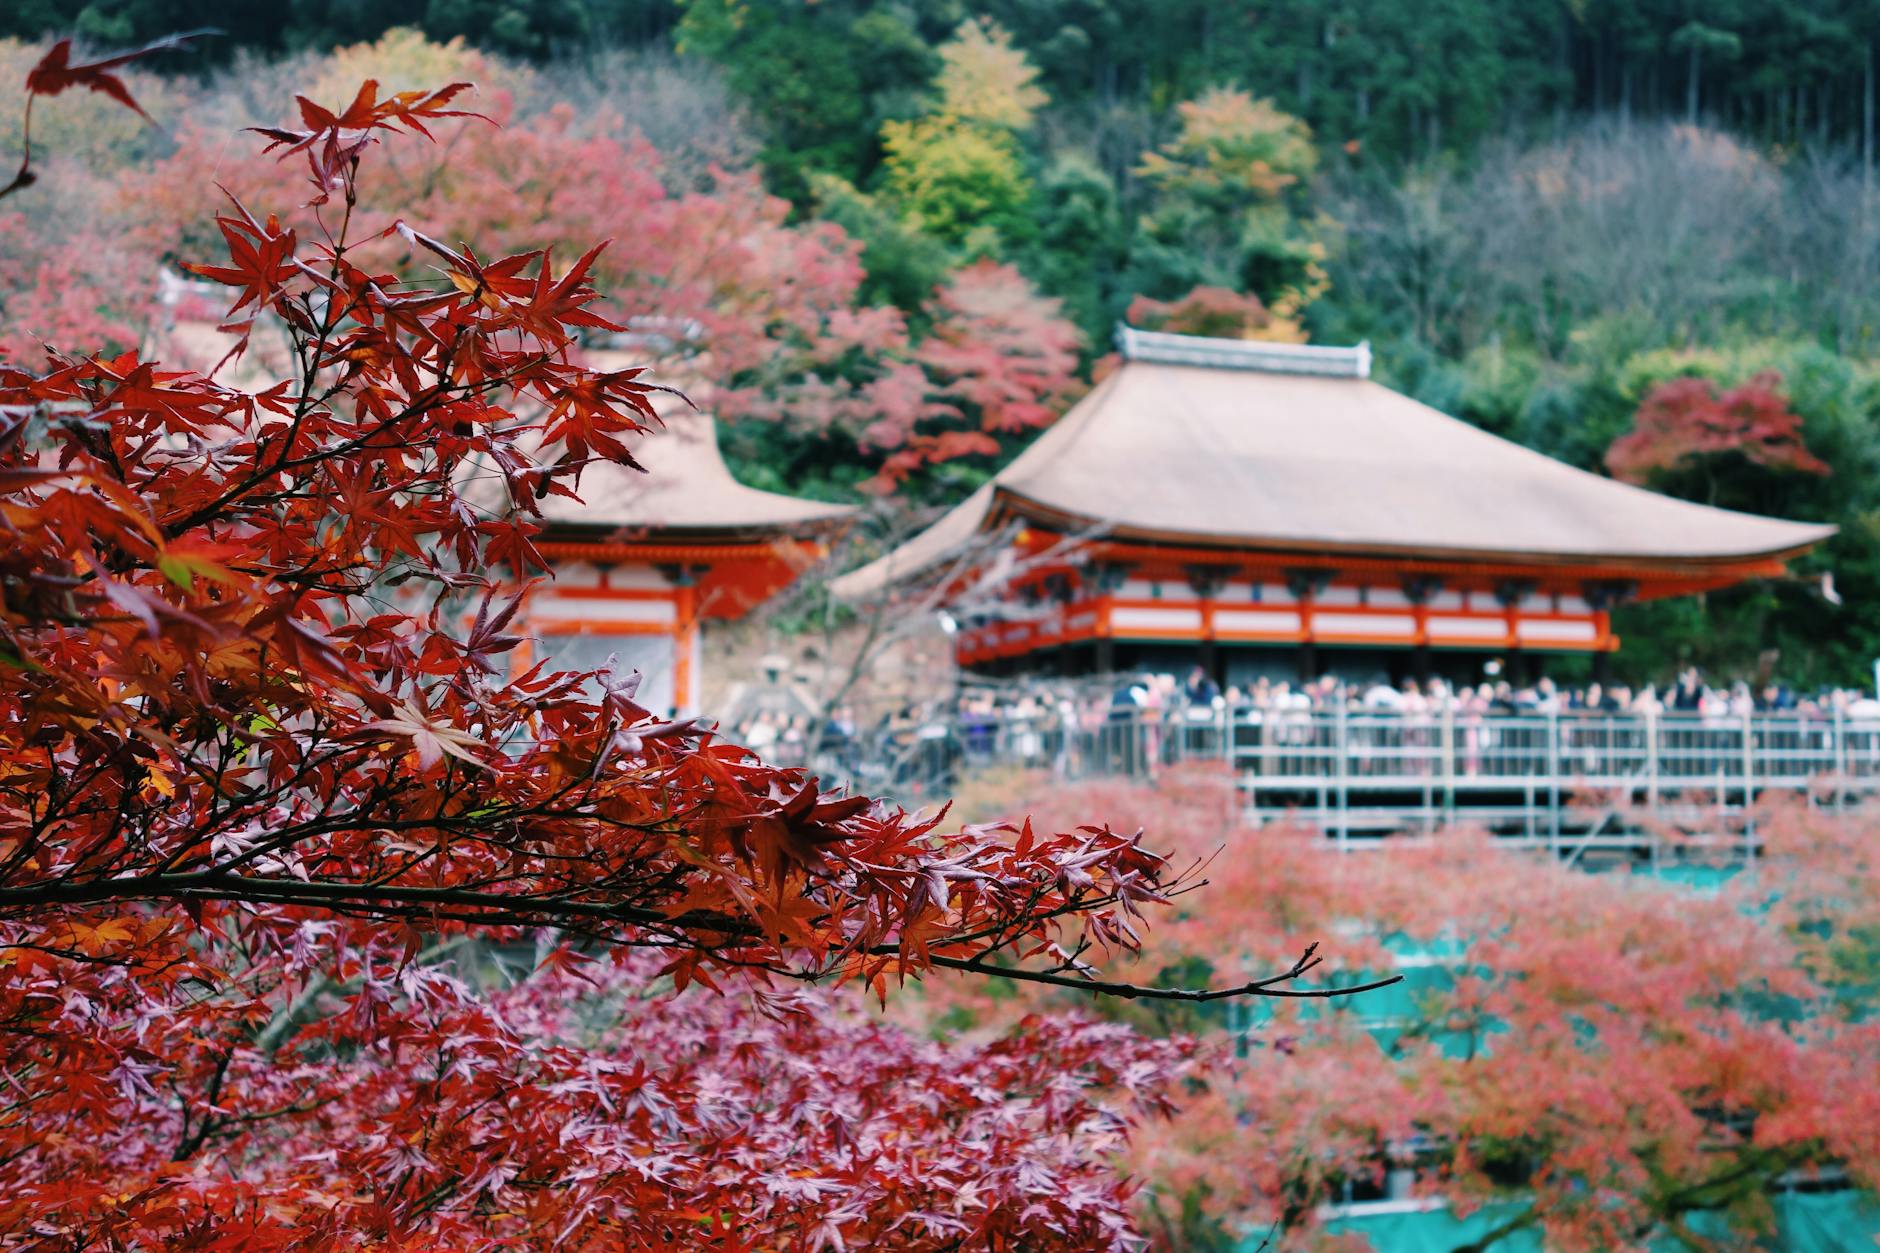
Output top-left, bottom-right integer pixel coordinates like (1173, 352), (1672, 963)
(900, 771), (1880, 1250)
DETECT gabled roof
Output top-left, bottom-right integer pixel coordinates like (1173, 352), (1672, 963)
(832, 328), (1833, 598)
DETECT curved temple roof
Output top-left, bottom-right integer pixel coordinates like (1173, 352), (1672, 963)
(528, 402), (852, 540)
(509, 345), (852, 540)
(834, 328), (1833, 598)
(153, 317), (849, 541)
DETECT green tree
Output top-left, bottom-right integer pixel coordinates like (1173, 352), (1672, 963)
(1019, 153), (1128, 341)
(676, 0), (936, 197)
(809, 171), (952, 315)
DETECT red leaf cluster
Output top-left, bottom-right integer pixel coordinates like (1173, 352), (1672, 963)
(0, 74), (1202, 1247)
(1606, 370), (1831, 486)
(4, 942), (1193, 1248)
(2, 32), (211, 199)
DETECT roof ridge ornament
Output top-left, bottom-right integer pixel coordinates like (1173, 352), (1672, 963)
(1114, 324), (1371, 379)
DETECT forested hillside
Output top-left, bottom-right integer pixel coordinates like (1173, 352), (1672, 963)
(2, 2), (1878, 683)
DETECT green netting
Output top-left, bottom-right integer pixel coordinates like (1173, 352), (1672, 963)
(1287, 1191), (1880, 1252)
(1645, 863), (1743, 892)
(1381, 931), (1470, 961)
(1767, 1191), (1880, 1253)
(1315, 1201), (1542, 1252)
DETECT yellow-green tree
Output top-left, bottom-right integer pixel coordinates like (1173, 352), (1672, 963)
(1133, 87), (1326, 338)
(879, 19), (1044, 253)
(1137, 87), (1316, 202)
(933, 16), (1046, 130)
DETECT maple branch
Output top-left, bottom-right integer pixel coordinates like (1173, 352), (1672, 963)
(1, 29), (218, 202)
(917, 944), (1406, 1002)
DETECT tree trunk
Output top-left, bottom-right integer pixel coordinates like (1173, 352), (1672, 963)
(1865, 44), (1874, 184)
(1686, 41), (1700, 124)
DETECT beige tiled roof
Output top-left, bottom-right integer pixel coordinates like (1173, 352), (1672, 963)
(833, 331), (1833, 598)
(155, 321), (848, 539)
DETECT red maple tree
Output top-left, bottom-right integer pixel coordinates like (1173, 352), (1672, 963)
(1606, 370), (1831, 498)
(113, 78), (1081, 493)
(0, 51), (1371, 1248)
(1125, 285), (1278, 341)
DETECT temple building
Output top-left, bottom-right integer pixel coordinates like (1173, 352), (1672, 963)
(504, 392), (849, 716)
(833, 327), (1834, 685)
(154, 286), (846, 717)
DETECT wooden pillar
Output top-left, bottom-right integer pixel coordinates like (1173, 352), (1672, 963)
(672, 585), (696, 715)
(657, 562), (708, 717)
(1495, 578), (1535, 688)
(1187, 563), (1235, 687)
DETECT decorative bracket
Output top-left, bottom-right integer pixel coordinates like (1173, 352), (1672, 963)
(1087, 560), (1135, 595)
(1285, 567), (1336, 601)
(1581, 579), (1639, 611)
(1494, 578), (1539, 607)
(1184, 563), (1239, 600)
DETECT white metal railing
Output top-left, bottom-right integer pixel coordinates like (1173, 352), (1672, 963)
(829, 708), (1880, 843)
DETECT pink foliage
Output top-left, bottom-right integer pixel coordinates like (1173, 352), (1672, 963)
(909, 771), (1880, 1249)
(863, 260), (1083, 491)
(116, 109), (1083, 490)
(0, 212), (156, 363)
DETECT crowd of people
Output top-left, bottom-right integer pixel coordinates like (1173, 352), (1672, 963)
(1101, 665), (1880, 722)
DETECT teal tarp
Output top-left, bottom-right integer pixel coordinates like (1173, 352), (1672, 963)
(1285, 1190), (1880, 1252)
(1320, 1201), (1541, 1252)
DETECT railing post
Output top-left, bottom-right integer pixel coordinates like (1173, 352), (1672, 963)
(1833, 705), (1848, 813)
(1645, 708), (1660, 815)
(1440, 701), (1456, 828)
(1546, 708), (1561, 854)
(1335, 702), (1349, 851)
(1742, 709), (1756, 856)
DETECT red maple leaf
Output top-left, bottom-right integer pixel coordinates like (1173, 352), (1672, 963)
(23, 30), (213, 118)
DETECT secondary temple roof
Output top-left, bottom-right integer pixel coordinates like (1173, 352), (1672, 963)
(511, 346), (851, 541)
(153, 311), (849, 543)
(526, 400), (852, 540)
(833, 327), (1833, 598)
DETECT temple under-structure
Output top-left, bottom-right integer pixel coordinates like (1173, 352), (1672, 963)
(834, 327), (1834, 685)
